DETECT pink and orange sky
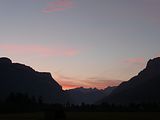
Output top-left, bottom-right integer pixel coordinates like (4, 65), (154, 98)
(0, 0), (160, 90)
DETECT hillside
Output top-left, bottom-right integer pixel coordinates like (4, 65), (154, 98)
(100, 57), (160, 104)
(0, 57), (66, 104)
(66, 86), (116, 105)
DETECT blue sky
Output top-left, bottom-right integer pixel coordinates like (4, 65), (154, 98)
(0, 0), (160, 89)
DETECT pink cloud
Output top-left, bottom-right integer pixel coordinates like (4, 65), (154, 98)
(84, 78), (122, 89)
(0, 44), (79, 57)
(155, 53), (160, 57)
(43, 0), (73, 13)
(55, 74), (122, 90)
(124, 57), (145, 65)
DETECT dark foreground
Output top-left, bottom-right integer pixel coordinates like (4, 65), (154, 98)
(0, 112), (160, 120)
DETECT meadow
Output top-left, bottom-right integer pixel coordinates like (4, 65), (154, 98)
(0, 112), (160, 120)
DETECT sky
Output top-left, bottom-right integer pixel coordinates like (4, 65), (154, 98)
(0, 0), (160, 90)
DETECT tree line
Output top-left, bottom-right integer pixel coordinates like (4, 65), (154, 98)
(1, 92), (160, 113)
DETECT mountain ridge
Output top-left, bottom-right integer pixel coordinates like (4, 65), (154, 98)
(2, 57), (160, 105)
(66, 86), (116, 105)
(0, 57), (66, 104)
(100, 57), (160, 104)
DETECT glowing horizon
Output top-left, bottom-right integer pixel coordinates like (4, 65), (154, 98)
(0, 0), (160, 89)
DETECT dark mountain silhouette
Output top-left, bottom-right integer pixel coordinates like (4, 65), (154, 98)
(100, 57), (160, 104)
(66, 86), (116, 105)
(0, 57), (67, 103)
(0, 57), (116, 105)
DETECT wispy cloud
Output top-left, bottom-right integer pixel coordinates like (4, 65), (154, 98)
(124, 57), (145, 65)
(155, 53), (160, 57)
(55, 74), (122, 90)
(84, 77), (122, 89)
(0, 44), (79, 57)
(43, 0), (74, 13)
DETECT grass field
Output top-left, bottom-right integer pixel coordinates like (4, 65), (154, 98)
(66, 112), (160, 120)
(0, 112), (44, 120)
(0, 112), (160, 120)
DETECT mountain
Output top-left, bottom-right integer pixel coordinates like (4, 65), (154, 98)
(66, 86), (116, 105)
(100, 57), (160, 104)
(0, 57), (67, 104)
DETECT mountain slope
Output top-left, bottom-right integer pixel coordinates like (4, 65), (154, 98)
(0, 57), (66, 103)
(66, 86), (116, 105)
(100, 57), (160, 104)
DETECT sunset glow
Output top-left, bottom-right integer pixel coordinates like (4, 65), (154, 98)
(0, 0), (160, 89)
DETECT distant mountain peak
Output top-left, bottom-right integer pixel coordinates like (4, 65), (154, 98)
(137, 57), (160, 78)
(146, 57), (160, 70)
(0, 57), (12, 64)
